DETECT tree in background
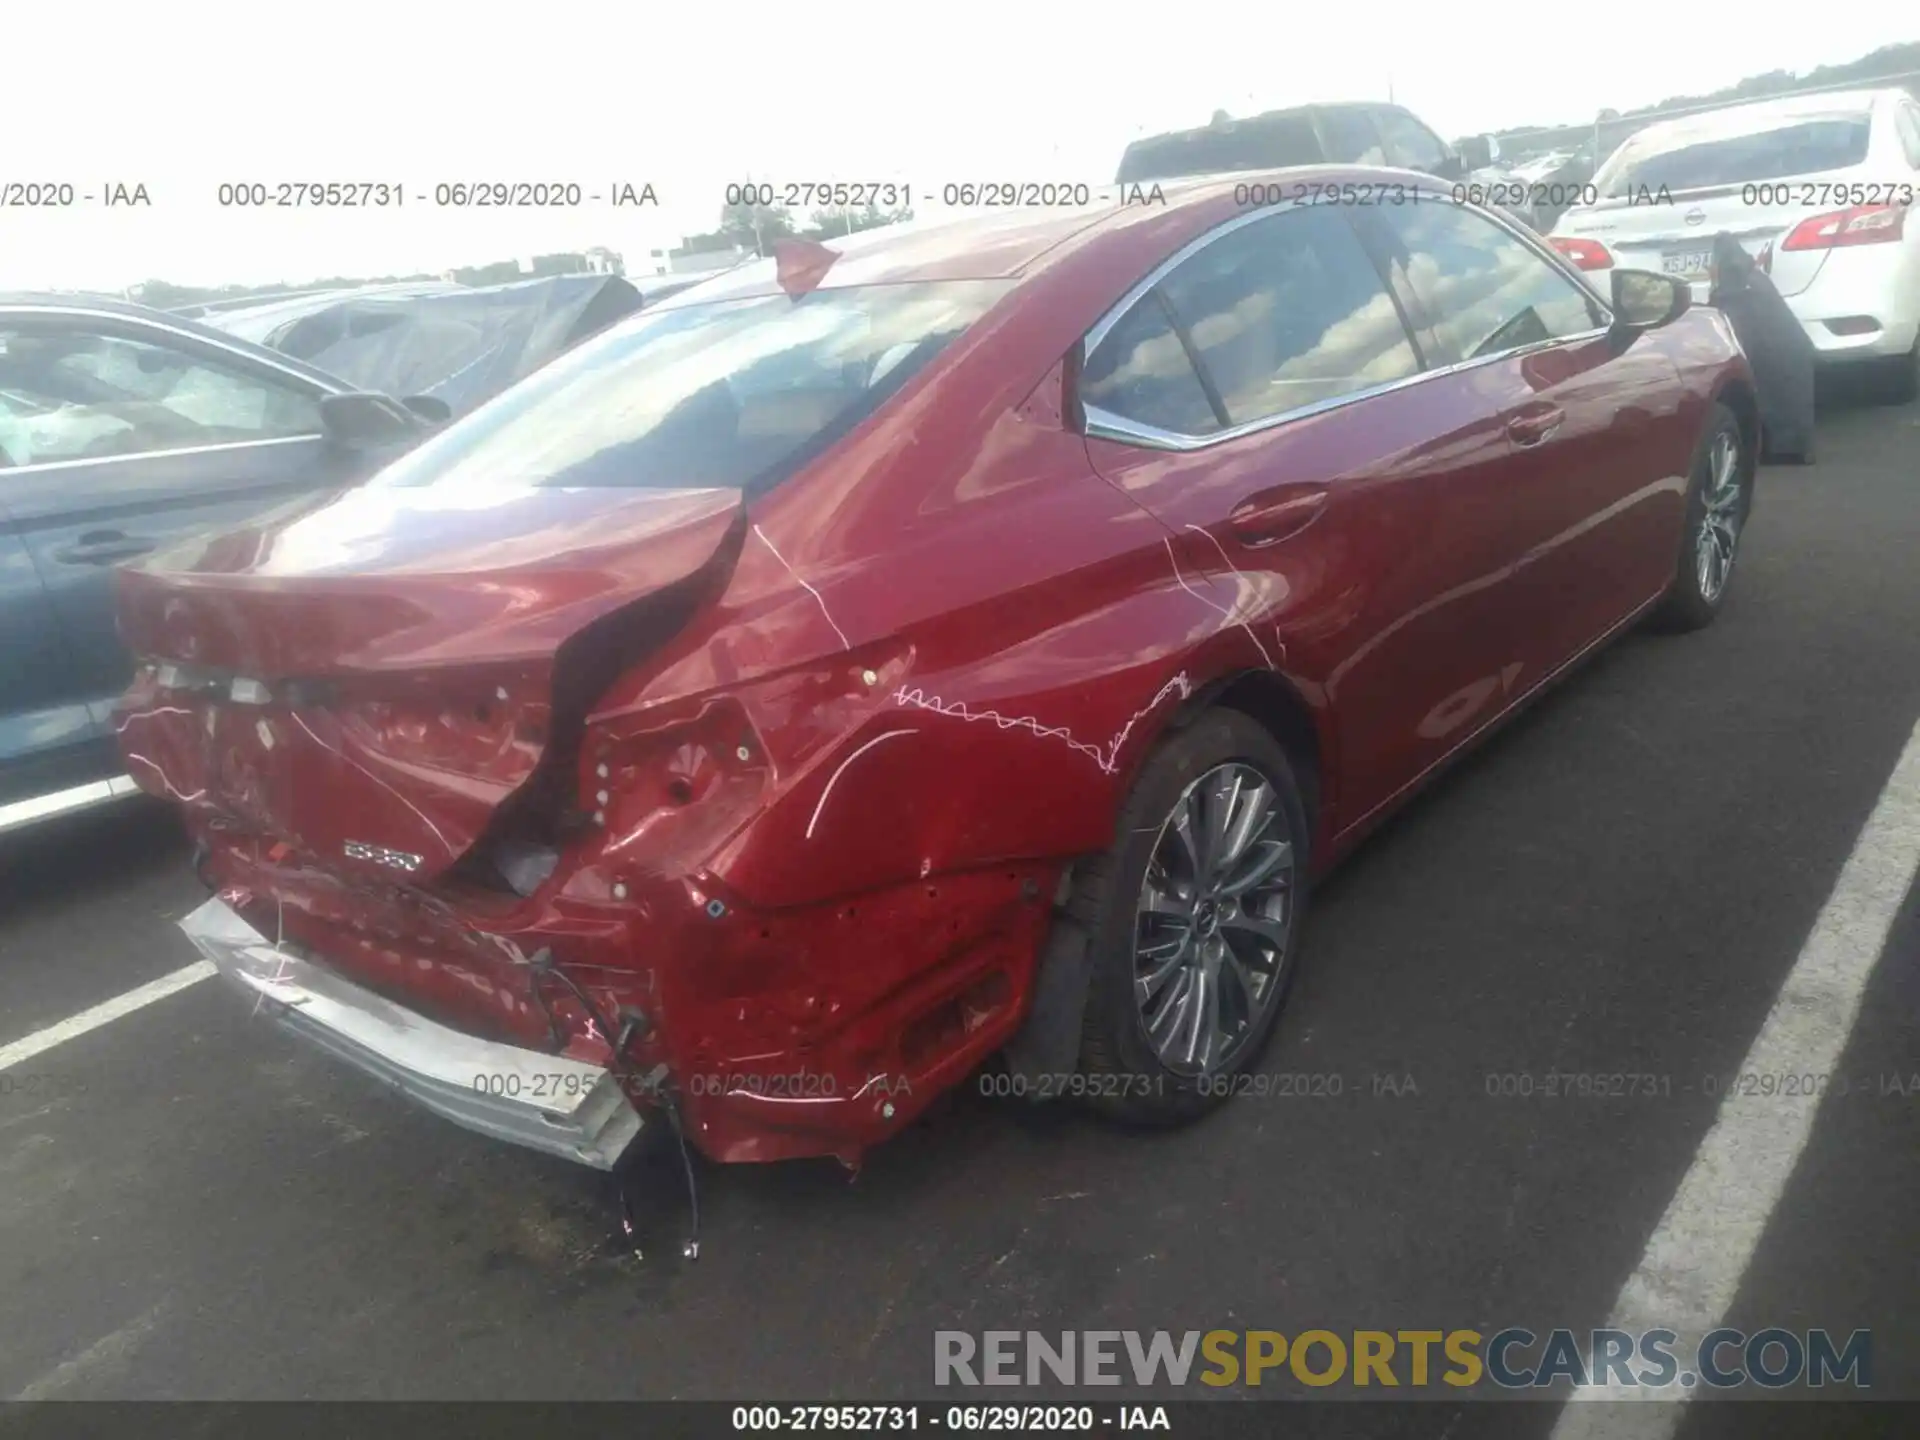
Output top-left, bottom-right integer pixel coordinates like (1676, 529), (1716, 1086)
(719, 198), (797, 252)
(130, 273), (435, 309)
(678, 199), (914, 258)
(1490, 39), (1920, 164)
(129, 254), (604, 310)
(796, 203), (915, 240)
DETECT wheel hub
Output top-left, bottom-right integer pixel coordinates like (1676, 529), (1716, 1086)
(1131, 761), (1297, 1078)
(1696, 429), (1743, 604)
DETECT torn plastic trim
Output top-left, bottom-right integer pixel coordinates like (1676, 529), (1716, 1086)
(178, 895), (643, 1170)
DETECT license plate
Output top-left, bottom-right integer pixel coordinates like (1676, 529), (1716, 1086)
(1662, 248), (1712, 280)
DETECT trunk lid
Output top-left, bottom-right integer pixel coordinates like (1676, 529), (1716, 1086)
(1554, 178), (1857, 301)
(115, 482), (744, 882)
(1559, 103), (1883, 302)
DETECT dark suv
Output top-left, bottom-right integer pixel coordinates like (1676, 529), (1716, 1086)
(1119, 101), (1498, 192)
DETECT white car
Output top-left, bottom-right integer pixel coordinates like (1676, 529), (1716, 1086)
(1548, 87), (1920, 401)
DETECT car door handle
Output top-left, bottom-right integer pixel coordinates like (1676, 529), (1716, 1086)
(1506, 407), (1566, 447)
(54, 531), (157, 564)
(1227, 485), (1330, 546)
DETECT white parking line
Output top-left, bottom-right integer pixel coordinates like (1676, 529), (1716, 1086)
(0, 962), (215, 1073)
(1553, 717), (1920, 1436)
(12, 1302), (168, 1401)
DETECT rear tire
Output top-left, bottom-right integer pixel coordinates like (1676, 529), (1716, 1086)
(1652, 403), (1749, 634)
(1073, 708), (1310, 1126)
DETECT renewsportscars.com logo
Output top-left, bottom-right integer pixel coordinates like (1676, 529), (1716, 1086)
(934, 1328), (1872, 1391)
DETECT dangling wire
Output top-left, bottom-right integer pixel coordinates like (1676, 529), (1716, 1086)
(663, 1094), (701, 1260)
(526, 950), (701, 1263)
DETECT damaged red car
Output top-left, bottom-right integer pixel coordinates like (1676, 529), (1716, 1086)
(119, 169), (1758, 1176)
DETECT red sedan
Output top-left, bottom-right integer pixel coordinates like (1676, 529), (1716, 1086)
(117, 168), (1757, 1175)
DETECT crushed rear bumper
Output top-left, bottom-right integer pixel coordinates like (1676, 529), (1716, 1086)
(178, 896), (643, 1170)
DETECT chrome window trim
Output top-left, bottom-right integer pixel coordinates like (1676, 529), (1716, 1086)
(1078, 186), (1616, 453)
(1082, 200), (1307, 359)
(0, 303), (347, 395)
(0, 431), (327, 478)
(1084, 326), (1610, 453)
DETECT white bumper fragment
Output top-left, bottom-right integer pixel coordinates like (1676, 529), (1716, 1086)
(179, 896), (642, 1170)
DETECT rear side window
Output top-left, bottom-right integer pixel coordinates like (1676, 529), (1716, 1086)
(0, 325), (321, 467)
(1375, 109), (1451, 172)
(1159, 206), (1418, 424)
(367, 280), (1009, 493)
(1116, 112), (1324, 183)
(1079, 300), (1221, 436)
(1083, 204), (1421, 437)
(1355, 202), (1603, 364)
(1594, 115), (1873, 196)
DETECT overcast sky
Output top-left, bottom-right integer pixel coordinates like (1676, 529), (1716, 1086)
(5, 1), (1910, 292)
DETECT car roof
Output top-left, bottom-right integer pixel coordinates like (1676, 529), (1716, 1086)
(646, 166), (1450, 307)
(203, 283), (465, 340)
(1617, 87), (1901, 152)
(1127, 100), (1383, 140)
(0, 290), (358, 391)
(1113, 103), (1428, 185)
(645, 205), (1125, 300)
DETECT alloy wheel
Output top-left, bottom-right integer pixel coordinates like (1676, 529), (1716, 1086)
(1695, 429), (1743, 604)
(1133, 762), (1297, 1077)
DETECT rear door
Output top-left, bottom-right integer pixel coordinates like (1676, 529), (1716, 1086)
(1352, 199), (1691, 666)
(1076, 200), (1540, 829)
(0, 478), (99, 810)
(0, 311), (357, 763)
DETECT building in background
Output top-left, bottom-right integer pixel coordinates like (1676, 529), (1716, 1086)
(648, 243), (755, 277)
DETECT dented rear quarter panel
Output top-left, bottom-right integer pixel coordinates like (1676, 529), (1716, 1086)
(116, 172), (1754, 1166)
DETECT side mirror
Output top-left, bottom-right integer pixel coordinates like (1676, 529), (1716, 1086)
(1610, 270), (1691, 337)
(318, 392), (428, 448)
(400, 394), (452, 426)
(1456, 135), (1494, 172)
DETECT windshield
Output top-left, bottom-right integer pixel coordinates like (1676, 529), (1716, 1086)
(367, 280), (1009, 495)
(1116, 113), (1324, 183)
(1592, 114), (1872, 197)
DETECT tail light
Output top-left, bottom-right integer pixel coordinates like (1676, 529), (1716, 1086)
(582, 700), (770, 863)
(1549, 235), (1614, 271)
(1781, 204), (1906, 251)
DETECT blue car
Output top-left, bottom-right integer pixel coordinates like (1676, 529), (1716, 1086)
(0, 293), (441, 835)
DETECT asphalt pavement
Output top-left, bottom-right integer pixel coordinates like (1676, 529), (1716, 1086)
(1, 379), (1916, 1435)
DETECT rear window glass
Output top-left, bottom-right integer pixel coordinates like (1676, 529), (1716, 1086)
(1117, 113), (1324, 183)
(366, 280), (1009, 494)
(1593, 115), (1872, 197)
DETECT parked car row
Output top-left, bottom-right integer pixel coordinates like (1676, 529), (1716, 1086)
(96, 168), (1765, 1183)
(1, 273), (715, 835)
(201, 273), (659, 418)
(10, 78), (1911, 1193)
(0, 295), (453, 833)
(1548, 87), (1920, 403)
(1116, 102), (1538, 226)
